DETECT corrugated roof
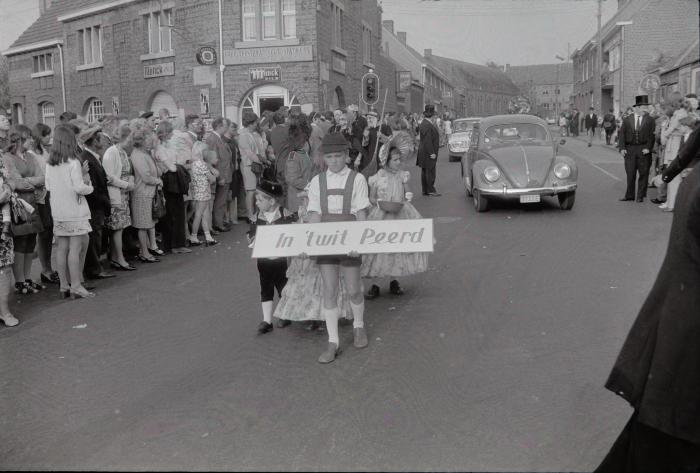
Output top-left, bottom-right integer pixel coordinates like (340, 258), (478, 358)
(427, 54), (519, 94)
(8, 0), (104, 51)
(505, 63), (573, 87)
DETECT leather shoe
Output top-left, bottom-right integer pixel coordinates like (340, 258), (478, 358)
(318, 342), (341, 363)
(389, 280), (404, 296)
(83, 284), (97, 291)
(213, 226), (231, 233)
(353, 327), (368, 348)
(257, 321), (273, 334)
(636, 197), (644, 203)
(276, 318), (291, 328)
(427, 192), (442, 196)
(619, 197), (634, 201)
(91, 272), (116, 280)
(650, 198), (665, 204)
(365, 284), (380, 300)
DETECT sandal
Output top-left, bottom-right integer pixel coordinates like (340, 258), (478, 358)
(149, 247), (165, 256)
(26, 279), (46, 291)
(137, 255), (159, 263)
(15, 282), (32, 295)
(41, 272), (60, 284)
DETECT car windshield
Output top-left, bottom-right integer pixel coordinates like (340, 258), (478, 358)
(483, 123), (549, 145)
(453, 120), (476, 132)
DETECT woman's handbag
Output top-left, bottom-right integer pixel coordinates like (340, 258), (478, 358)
(10, 193), (43, 236)
(152, 186), (166, 220)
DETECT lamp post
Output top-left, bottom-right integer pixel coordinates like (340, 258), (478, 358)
(616, 21), (633, 115)
(555, 54), (566, 121)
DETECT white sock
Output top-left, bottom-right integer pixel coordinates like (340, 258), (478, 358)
(262, 301), (274, 324)
(204, 231), (213, 240)
(323, 307), (339, 345)
(350, 300), (365, 329)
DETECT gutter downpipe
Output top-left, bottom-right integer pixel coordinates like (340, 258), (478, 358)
(218, 0), (226, 118)
(57, 43), (67, 112)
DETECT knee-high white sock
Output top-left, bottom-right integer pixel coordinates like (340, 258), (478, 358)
(323, 307), (339, 345)
(262, 301), (274, 324)
(350, 300), (365, 329)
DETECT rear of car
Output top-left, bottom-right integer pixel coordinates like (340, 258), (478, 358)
(448, 118), (480, 162)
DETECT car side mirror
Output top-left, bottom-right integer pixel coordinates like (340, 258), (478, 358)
(559, 139), (566, 145)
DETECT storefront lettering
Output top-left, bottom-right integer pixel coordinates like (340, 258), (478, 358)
(144, 62), (175, 79)
(224, 45), (313, 65)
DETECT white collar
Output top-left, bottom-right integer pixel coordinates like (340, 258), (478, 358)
(327, 166), (350, 177)
(261, 207), (281, 223)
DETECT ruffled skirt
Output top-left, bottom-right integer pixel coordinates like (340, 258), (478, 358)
(361, 202), (430, 278)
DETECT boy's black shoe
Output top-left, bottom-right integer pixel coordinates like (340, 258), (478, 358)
(365, 284), (380, 300)
(257, 321), (273, 334)
(390, 280), (404, 296)
(276, 318), (291, 328)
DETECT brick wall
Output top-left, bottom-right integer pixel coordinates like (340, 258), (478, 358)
(8, 47), (63, 125)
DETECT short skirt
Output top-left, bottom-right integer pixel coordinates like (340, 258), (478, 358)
(106, 194), (132, 231)
(241, 165), (257, 191)
(53, 220), (92, 237)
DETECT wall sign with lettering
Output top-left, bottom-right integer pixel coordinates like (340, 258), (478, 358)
(197, 46), (217, 66)
(223, 45), (313, 65)
(144, 62), (175, 79)
(250, 67), (281, 82)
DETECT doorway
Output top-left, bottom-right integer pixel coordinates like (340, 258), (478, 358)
(259, 97), (284, 116)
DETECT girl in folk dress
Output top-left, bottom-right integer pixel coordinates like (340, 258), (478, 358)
(362, 145), (429, 299)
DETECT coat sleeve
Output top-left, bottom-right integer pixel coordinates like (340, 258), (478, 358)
(69, 160), (94, 195)
(131, 151), (159, 185)
(662, 126), (700, 182)
(645, 117), (656, 150)
(618, 119), (628, 151)
(285, 152), (306, 192)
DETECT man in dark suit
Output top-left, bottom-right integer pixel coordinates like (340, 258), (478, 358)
(207, 117), (233, 232)
(79, 127), (115, 280)
(618, 95), (656, 202)
(584, 107), (598, 147)
(416, 104), (441, 196)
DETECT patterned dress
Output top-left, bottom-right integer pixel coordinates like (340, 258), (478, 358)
(361, 168), (429, 278)
(190, 160), (211, 201)
(105, 148), (133, 231)
(0, 161), (13, 268)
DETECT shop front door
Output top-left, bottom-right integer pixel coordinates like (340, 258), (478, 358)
(259, 97), (284, 116)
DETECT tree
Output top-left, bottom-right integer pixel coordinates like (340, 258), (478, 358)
(486, 60), (501, 70)
(0, 55), (9, 112)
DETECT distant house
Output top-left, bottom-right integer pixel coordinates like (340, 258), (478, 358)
(505, 63), (574, 120)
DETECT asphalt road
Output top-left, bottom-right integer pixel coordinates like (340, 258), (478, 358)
(1, 133), (672, 471)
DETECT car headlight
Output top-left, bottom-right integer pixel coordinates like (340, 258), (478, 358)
(483, 166), (501, 183)
(554, 163), (571, 179)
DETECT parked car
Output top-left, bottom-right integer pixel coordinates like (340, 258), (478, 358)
(448, 117), (481, 162)
(461, 114), (577, 212)
(546, 117), (556, 125)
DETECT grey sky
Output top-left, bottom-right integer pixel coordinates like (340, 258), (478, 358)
(1, 0), (617, 65)
(381, 0), (617, 65)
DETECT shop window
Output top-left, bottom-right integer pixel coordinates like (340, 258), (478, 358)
(32, 53), (53, 74)
(85, 98), (104, 123)
(40, 102), (55, 129)
(77, 26), (102, 66)
(241, 0), (297, 42)
(145, 9), (173, 54)
(362, 24), (371, 65)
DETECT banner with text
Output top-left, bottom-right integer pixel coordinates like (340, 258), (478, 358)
(251, 219), (434, 259)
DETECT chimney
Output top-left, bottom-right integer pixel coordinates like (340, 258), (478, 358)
(39, 0), (53, 14)
(397, 31), (407, 45)
(504, 63), (510, 72)
(424, 49), (432, 58)
(382, 20), (394, 34)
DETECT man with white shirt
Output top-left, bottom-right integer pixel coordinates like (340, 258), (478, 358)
(618, 95), (656, 202)
(305, 133), (371, 364)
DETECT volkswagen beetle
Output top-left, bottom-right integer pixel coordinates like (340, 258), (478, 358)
(461, 114), (577, 212)
(448, 117), (481, 162)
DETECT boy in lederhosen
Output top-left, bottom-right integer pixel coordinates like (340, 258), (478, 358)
(247, 180), (297, 334)
(305, 133), (371, 363)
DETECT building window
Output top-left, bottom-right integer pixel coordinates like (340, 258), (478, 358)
(332, 1), (343, 49)
(41, 102), (55, 129)
(85, 98), (104, 123)
(241, 0), (297, 42)
(362, 25), (371, 65)
(77, 26), (102, 66)
(608, 46), (620, 71)
(145, 9), (173, 54)
(33, 53), (53, 74)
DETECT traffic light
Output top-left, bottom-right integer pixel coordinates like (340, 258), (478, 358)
(362, 72), (379, 105)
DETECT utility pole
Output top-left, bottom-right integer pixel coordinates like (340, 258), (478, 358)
(595, 0), (603, 112)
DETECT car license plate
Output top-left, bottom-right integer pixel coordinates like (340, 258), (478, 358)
(520, 194), (541, 203)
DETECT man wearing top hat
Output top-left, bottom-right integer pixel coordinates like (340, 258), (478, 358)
(618, 95), (656, 202)
(416, 104), (441, 196)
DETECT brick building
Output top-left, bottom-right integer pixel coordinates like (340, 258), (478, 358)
(425, 54), (519, 117)
(571, 0), (698, 116)
(3, 0), (397, 126)
(505, 63), (574, 121)
(656, 38), (699, 98)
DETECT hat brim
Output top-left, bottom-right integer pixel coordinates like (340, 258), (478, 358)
(322, 145), (349, 154)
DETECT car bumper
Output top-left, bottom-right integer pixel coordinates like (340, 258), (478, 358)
(478, 183), (577, 196)
(449, 147), (468, 155)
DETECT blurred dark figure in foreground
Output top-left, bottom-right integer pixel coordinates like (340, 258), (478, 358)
(596, 125), (700, 472)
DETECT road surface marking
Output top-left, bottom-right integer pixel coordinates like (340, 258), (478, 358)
(587, 161), (622, 182)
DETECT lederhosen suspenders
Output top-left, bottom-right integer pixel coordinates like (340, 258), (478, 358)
(319, 170), (357, 222)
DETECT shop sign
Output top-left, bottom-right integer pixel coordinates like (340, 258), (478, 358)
(144, 62), (175, 79)
(397, 71), (411, 92)
(223, 45), (313, 65)
(250, 66), (281, 82)
(251, 219), (434, 259)
(332, 55), (346, 74)
(640, 74), (661, 92)
(197, 46), (217, 66)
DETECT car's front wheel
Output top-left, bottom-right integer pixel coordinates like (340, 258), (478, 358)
(558, 191), (576, 210)
(473, 189), (489, 212)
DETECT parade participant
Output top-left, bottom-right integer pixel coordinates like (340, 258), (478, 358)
(363, 145), (428, 299)
(602, 109), (616, 145)
(558, 114), (568, 137)
(247, 180), (296, 334)
(45, 125), (95, 299)
(417, 104), (441, 196)
(360, 110), (380, 174)
(347, 104), (367, 169)
(618, 95), (656, 203)
(584, 107), (598, 147)
(305, 132), (370, 364)
(595, 123), (700, 472)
